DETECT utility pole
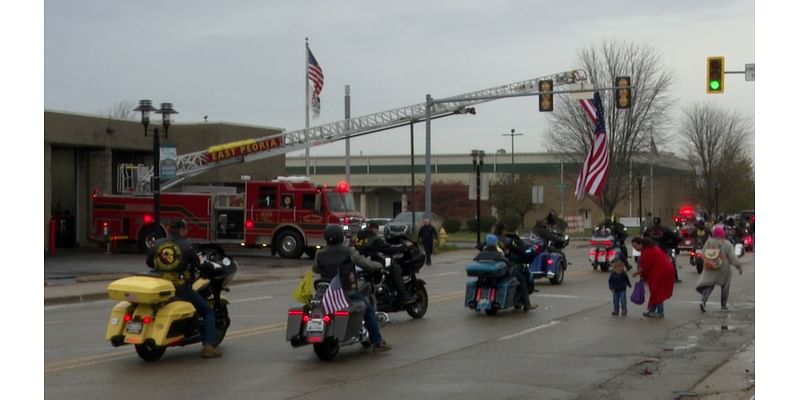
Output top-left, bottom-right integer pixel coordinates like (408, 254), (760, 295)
(345, 85), (351, 183)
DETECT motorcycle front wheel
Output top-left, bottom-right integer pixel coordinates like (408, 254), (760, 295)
(213, 301), (230, 346)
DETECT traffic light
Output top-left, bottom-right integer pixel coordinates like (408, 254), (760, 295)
(615, 76), (631, 109)
(539, 80), (553, 112)
(706, 56), (725, 94)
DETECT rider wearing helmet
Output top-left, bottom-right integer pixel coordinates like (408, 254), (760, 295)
(692, 219), (710, 247)
(312, 225), (392, 352)
(360, 222), (418, 304)
(596, 216), (631, 270)
(475, 234), (536, 312)
(146, 219), (221, 359)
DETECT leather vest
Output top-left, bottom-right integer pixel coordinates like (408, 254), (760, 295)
(316, 245), (357, 290)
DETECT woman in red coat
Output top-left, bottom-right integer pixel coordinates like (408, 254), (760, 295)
(631, 237), (675, 318)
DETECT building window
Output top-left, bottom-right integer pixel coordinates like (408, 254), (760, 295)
(259, 187), (276, 208)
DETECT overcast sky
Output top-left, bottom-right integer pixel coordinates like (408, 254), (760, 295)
(44, 0), (754, 158)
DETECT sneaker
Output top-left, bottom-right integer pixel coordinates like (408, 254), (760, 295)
(202, 344), (222, 358)
(721, 305), (729, 311)
(612, 310), (619, 316)
(657, 313), (664, 319)
(700, 303), (707, 313)
(523, 304), (538, 312)
(622, 310), (628, 316)
(372, 341), (392, 353)
(642, 311), (658, 318)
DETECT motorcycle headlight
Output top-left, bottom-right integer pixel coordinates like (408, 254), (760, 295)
(222, 257), (231, 267)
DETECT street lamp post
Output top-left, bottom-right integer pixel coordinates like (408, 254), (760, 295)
(153, 102), (178, 231)
(471, 149), (485, 249)
(135, 100), (158, 226)
(502, 129), (523, 167)
(637, 174), (643, 228)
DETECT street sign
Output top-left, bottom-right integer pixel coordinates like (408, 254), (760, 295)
(468, 175), (489, 200)
(160, 144), (177, 180)
(531, 186), (544, 204)
(570, 82), (594, 100)
(745, 63), (755, 82)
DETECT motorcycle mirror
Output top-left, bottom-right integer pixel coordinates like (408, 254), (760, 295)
(222, 257), (231, 267)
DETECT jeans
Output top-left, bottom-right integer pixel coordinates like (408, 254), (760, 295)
(649, 303), (664, 315)
(701, 284), (731, 307)
(349, 292), (382, 344)
(613, 289), (627, 311)
(175, 286), (216, 345)
(511, 269), (531, 307)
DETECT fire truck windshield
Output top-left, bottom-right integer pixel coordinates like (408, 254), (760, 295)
(325, 192), (357, 212)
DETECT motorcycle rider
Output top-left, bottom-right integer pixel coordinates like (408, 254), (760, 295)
(493, 224), (539, 299)
(360, 223), (418, 304)
(533, 218), (567, 253)
(312, 224), (392, 352)
(476, 234), (536, 312)
(692, 219), (710, 247)
(643, 216), (681, 283)
(596, 216), (631, 271)
(146, 219), (221, 359)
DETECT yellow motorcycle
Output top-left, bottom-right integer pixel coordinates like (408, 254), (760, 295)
(104, 251), (237, 361)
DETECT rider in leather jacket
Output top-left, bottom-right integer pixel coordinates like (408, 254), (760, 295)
(475, 234), (536, 312)
(312, 225), (392, 352)
(493, 224), (539, 297)
(597, 217), (631, 270)
(359, 223), (417, 304)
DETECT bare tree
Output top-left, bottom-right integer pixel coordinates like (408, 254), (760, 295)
(678, 102), (753, 216)
(545, 40), (675, 217)
(98, 100), (137, 120)
(491, 174), (538, 231)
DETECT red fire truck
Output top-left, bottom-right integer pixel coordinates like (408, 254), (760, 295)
(91, 177), (364, 258)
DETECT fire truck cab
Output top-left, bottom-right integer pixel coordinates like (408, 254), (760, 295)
(91, 176), (363, 258)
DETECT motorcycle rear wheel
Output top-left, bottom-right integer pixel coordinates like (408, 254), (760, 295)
(313, 340), (339, 361)
(135, 341), (166, 362)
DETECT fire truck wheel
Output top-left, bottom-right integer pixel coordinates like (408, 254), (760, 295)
(276, 230), (304, 259)
(137, 225), (166, 252)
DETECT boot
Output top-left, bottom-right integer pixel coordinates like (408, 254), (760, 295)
(202, 344), (222, 358)
(372, 340), (392, 353)
(523, 303), (538, 312)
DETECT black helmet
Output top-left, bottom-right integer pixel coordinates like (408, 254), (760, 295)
(546, 213), (556, 225)
(324, 224), (345, 245)
(653, 217), (661, 226)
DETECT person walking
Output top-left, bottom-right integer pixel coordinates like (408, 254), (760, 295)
(418, 218), (438, 266)
(631, 237), (675, 318)
(609, 260), (632, 316)
(696, 224), (743, 312)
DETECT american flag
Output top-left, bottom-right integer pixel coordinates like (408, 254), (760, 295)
(307, 47), (324, 118)
(322, 275), (350, 315)
(574, 92), (609, 201)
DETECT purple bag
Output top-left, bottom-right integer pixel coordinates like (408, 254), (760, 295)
(630, 280), (645, 305)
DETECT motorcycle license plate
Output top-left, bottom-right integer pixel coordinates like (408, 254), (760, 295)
(478, 298), (490, 307)
(306, 319), (324, 333)
(126, 321), (143, 334)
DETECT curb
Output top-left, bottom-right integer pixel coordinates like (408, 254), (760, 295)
(44, 276), (283, 306)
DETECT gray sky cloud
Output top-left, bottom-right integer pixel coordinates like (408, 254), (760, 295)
(45, 0), (754, 158)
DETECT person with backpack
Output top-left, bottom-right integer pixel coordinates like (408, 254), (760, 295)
(696, 224), (743, 312)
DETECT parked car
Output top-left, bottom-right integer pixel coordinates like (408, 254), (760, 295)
(384, 212), (441, 238)
(360, 218), (393, 236)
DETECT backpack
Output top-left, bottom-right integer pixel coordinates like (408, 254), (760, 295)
(702, 242), (727, 271)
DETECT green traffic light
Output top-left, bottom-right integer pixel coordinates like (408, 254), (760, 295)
(709, 80), (720, 91)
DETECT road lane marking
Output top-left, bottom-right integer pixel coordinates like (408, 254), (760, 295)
(230, 295), (274, 304)
(498, 321), (560, 341)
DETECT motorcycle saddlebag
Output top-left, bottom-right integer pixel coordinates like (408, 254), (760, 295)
(495, 276), (519, 310)
(465, 261), (509, 278)
(107, 276), (175, 304)
(464, 279), (478, 308)
(286, 305), (306, 342)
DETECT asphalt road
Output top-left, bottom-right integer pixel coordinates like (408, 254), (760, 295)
(44, 246), (755, 400)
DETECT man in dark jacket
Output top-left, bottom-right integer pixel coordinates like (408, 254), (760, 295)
(146, 219), (221, 359)
(312, 225), (392, 352)
(360, 223), (417, 304)
(418, 218), (438, 266)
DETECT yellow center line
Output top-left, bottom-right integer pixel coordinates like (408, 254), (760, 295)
(46, 284), (560, 373)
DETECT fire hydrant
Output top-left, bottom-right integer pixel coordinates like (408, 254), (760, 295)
(438, 227), (448, 247)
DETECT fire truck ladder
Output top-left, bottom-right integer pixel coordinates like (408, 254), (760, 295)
(118, 69), (587, 193)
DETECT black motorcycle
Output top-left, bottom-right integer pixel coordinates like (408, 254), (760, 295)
(359, 236), (429, 322)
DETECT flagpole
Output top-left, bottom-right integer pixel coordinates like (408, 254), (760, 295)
(629, 158), (633, 217)
(305, 38), (310, 177)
